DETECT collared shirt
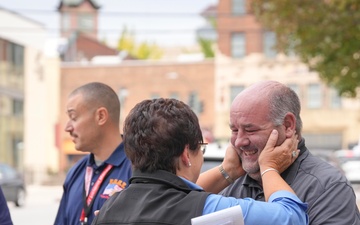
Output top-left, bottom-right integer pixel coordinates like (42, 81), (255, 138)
(54, 143), (132, 225)
(181, 178), (308, 224)
(0, 187), (13, 225)
(220, 138), (360, 225)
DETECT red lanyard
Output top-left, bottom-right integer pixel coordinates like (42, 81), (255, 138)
(79, 164), (113, 224)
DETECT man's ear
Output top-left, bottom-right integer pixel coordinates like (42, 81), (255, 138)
(283, 112), (296, 137)
(96, 107), (108, 125)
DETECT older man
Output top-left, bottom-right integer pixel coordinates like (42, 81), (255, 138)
(199, 80), (360, 224)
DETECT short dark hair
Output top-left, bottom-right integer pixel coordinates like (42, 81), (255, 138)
(70, 82), (120, 124)
(123, 98), (203, 173)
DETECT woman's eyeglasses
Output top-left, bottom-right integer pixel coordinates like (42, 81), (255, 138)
(200, 143), (208, 154)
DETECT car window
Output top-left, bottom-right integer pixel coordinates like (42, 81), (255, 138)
(0, 165), (4, 179)
(0, 164), (17, 179)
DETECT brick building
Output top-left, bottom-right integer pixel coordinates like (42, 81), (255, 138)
(58, 60), (215, 171)
(213, 0), (360, 150)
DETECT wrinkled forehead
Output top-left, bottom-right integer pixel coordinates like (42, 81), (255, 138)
(230, 92), (270, 126)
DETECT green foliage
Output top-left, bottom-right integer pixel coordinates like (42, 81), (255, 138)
(198, 38), (215, 58)
(117, 26), (163, 60)
(252, 0), (360, 97)
(135, 41), (163, 60)
(117, 27), (136, 56)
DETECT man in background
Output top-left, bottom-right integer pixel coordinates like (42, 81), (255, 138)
(54, 82), (132, 225)
(0, 186), (13, 225)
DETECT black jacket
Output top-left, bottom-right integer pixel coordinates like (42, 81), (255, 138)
(92, 170), (210, 225)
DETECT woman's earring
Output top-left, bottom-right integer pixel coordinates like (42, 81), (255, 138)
(188, 162), (192, 167)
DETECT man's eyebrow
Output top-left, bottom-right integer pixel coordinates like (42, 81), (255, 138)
(229, 123), (257, 129)
(67, 109), (75, 114)
(243, 124), (255, 128)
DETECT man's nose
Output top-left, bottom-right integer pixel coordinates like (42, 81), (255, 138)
(234, 131), (250, 147)
(64, 121), (72, 132)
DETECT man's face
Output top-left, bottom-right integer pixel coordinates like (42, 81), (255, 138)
(64, 93), (98, 152)
(229, 95), (286, 179)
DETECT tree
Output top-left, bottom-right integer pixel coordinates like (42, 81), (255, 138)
(251, 0), (360, 97)
(196, 4), (217, 58)
(117, 26), (163, 60)
(135, 41), (163, 60)
(117, 27), (136, 56)
(198, 38), (215, 58)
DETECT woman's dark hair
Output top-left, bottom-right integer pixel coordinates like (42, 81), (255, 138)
(123, 98), (204, 173)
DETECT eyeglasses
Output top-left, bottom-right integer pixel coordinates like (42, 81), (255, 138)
(199, 143), (208, 155)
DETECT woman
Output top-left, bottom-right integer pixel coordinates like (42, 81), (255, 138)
(92, 98), (308, 225)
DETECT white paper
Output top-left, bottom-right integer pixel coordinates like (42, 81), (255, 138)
(191, 206), (244, 225)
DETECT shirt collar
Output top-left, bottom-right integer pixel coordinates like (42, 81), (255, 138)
(88, 142), (126, 167)
(281, 137), (308, 184)
(179, 176), (204, 191)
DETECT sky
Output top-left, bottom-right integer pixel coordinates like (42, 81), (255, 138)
(0, 0), (217, 47)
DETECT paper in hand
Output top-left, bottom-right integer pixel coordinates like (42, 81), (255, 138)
(191, 206), (244, 225)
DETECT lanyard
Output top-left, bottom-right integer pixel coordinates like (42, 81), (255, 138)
(79, 164), (113, 225)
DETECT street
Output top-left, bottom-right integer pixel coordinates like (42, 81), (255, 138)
(7, 184), (360, 225)
(8, 185), (63, 225)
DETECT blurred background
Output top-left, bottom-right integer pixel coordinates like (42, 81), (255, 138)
(0, 0), (359, 222)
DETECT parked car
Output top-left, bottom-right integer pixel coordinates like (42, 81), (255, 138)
(341, 160), (360, 184)
(333, 149), (360, 184)
(201, 142), (226, 173)
(0, 163), (26, 207)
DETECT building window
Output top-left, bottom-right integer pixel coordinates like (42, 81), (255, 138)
(13, 44), (24, 75)
(78, 14), (94, 31)
(232, 0), (246, 15)
(307, 83), (322, 109)
(188, 91), (203, 114)
(150, 93), (160, 99)
(188, 91), (198, 109)
(5, 42), (24, 76)
(0, 39), (4, 61)
(231, 33), (246, 59)
(169, 92), (179, 100)
(230, 85), (245, 105)
(263, 31), (277, 58)
(62, 12), (70, 32)
(12, 99), (23, 116)
(330, 87), (341, 108)
(302, 133), (342, 150)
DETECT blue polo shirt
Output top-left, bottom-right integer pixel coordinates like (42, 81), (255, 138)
(0, 187), (13, 225)
(54, 143), (132, 225)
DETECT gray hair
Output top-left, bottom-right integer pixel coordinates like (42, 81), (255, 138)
(266, 82), (303, 134)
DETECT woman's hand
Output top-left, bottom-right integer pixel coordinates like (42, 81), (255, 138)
(259, 130), (299, 173)
(222, 144), (245, 180)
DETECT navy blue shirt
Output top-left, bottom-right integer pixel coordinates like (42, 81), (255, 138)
(54, 143), (132, 225)
(0, 187), (13, 225)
